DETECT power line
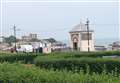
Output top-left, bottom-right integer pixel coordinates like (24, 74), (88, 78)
(34, 24), (119, 32)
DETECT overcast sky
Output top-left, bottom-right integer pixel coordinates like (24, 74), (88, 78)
(0, 0), (119, 41)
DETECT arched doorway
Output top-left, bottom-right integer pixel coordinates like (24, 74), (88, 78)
(72, 37), (78, 51)
(73, 42), (78, 50)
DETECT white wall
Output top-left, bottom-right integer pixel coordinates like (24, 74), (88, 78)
(70, 31), (95, 51)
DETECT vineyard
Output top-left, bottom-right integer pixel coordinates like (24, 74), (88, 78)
(0, 51), (120, 83)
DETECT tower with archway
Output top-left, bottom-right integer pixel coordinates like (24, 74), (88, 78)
(69, 20), (95, 52)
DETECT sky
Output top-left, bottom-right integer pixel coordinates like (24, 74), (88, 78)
(0, 0), (119, 42)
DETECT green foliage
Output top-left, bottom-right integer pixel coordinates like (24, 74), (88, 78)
(43, 38), (57, 43)
(34, 56), (120, 74)
(3, 35), (16, 45)
(0, 52), (120, 82)
(1, 51), (120, 74)
(45, 51), (120, 58)
(0, 52), (43, 63)
(0, 51), (120, 64)
(30, 38), (41, 42)
(0, 63), (120, 83)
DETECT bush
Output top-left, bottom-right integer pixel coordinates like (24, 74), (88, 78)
(44, 51), (120, 58)
(34, 57), (120, 74)
(0, 51), (120, 63)
(0, 52), (43, 63)
(0, 63), (120, 83)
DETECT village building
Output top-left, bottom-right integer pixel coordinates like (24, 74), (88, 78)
(94, 45), (107, 51)
(15, 36), (66, 53)
(16, 39), (51, 53)
(51, 41), (66, 52)
(107, 41), (120, 51)
(22, 33), (37, 41)
(69, 20), (95, 52)
(0, 43), (10, 51)
(41, 40), (52, 53)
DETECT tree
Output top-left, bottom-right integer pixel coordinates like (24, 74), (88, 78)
(30, 38), (41, 42)
(44, 38), (57, 43)
(3, 35), (17, 46)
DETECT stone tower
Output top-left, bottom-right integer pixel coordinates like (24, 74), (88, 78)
(69, 20), (95, 51)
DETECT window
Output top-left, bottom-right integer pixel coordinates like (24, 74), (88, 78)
(81, 33), (92, 40)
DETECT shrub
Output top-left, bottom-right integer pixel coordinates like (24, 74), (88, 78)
(0, 63), (120, 83)
(0, 53), (43, 63)
(0, 51), (120, 63)
(44, 51), (120, 58)
(34, 57), (120, 74)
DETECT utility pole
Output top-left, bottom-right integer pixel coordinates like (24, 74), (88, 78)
(86, 19), (90, 52)
(13, 25), (17, 52)
(12, 25), (20, 52)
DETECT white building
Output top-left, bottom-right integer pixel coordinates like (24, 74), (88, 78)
(51, 41), (66, 52)
(94, 45), (107, 51)
(42, 40), (52, 54)
(17, 45), (33, 52)
(69, 20), (95, 52)
(16, 40), (51, 53)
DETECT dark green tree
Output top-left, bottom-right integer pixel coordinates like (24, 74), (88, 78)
(3, 35), (17, 46)
(44, 38), (57, 43)
(30, 38), (41, 42)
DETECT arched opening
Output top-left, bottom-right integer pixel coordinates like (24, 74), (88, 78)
(72, 37), (78, 51)
(73, 42), (78, 50)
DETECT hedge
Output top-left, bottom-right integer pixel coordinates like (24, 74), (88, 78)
(45, 51), (120, 58)
(0, 63), (120, 83)
(0, 51), (120, 63)
(34, 57), (120, 74)
(0, 52), (43, 63)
